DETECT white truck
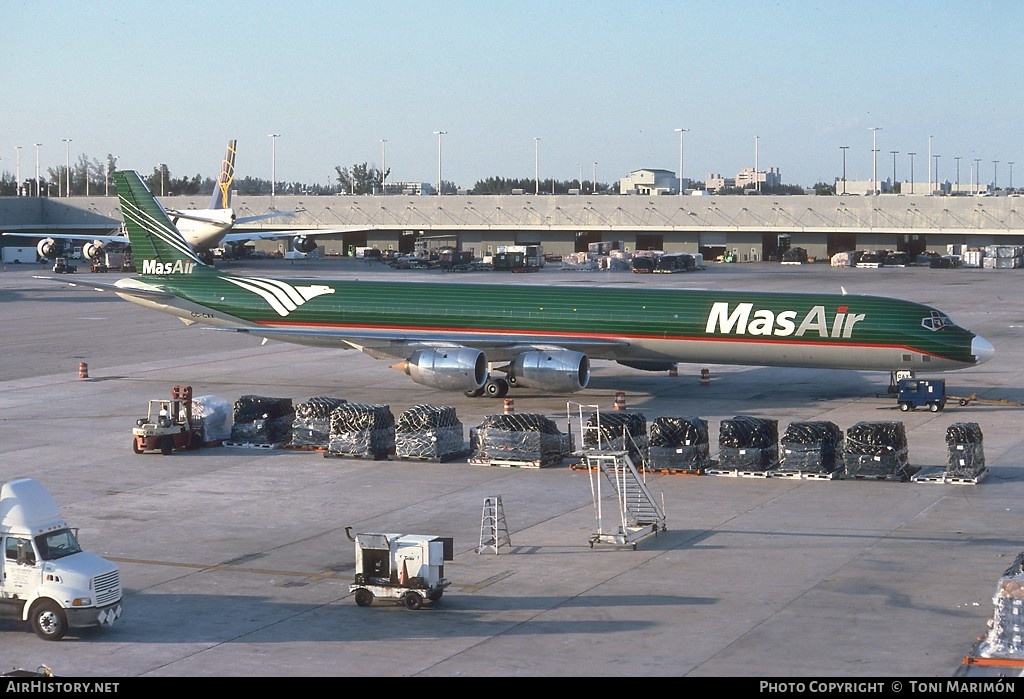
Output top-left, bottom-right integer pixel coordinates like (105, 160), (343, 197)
(0, 478), (123, 640)
(1, 247), (38, 264)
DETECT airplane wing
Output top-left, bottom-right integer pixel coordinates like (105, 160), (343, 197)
(3, 231), (127, 244)
(218, 226), (376, 244)
(32, 275), (175, 300)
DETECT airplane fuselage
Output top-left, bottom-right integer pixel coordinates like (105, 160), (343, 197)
(115, 273), (987, 373)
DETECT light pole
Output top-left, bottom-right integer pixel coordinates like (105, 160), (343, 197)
(268, 134), (280, 196)
(14, 146), (21, 196)
(380, 139), (386, 195)
(928, 135), (933, 191)
(954, 156), (961, 193)
(974, 158), (982, 194)
(433, 131), (446, 196)
(62, 138), (72, 197)
(993, 160), (999, 190)
(933, 155), (940, 194)
(534, 137), (540, 195)
(33, 144), (41, 197)
(160, 164), (165, 197)
(890, 150), (898, 191)
(675, 128), (688, 196)
(754, 135), (759, 193)
(593, 162), (597, 193)
(869, 127), (881, 195)
(1010, 161), (1015, 190)
(908, 153), (916, 194)
(839, 146), (849, 194)
(577, 162), (582, 192)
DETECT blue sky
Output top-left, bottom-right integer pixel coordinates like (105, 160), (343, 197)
(3, 1), (1021, 190)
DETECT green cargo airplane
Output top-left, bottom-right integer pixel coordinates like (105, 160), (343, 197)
(39, 169), (994, 397)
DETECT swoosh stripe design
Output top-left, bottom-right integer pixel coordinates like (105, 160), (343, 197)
(223, 276), (334, 317)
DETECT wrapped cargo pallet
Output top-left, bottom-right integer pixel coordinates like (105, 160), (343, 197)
(230, 395), (294, 445)
(584, 411), (648, 466)
(718, 415), (779, 470)
(289, 396), (348, 448)
(974, 552), (1024, 660)
(842, 420), (910, 479)
(946, 422), (985, 478)
(473, 413), (570, 465)
(648, 416), (710, 471)
(780, 421), (843, 473)
(191, 394), (233, 444)
(326, 403), (395, 459)
(395, 404), (466, 461)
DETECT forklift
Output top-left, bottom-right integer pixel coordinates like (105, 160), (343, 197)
(131, 385), (197, 454)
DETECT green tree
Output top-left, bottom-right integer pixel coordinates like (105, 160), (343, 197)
(335, 162), (388, 195)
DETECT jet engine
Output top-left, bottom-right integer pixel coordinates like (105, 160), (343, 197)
(36, 238), (58, 259)
(394, 347), (487, 392)
(509, 350), (590, 393)
(291, 235), (319, 254)
(82, 240), (106, 262)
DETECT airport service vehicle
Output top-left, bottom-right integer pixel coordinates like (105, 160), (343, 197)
(51, 257), (76, 274)
(897, 378), (947, 412)
(346, 527), (453, 609)
(0, 478), (122, 640)
(1, 247), (37, 264)
(132, 385), (196, 454)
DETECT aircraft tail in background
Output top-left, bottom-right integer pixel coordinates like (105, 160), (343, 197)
(116, 170), (207, 272)
(209, 139), (237, 210)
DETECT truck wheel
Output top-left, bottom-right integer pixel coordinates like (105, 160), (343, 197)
(898, 402), (911, 412)
(353, 589), (373, 607)
(160, 437), (173, 455)
(132, 438), (144, 454)
(31, 601), (67, 641)
(959, 399), (969, 406)
(404, 591), (424, 610)
(929, 402), (940, 413)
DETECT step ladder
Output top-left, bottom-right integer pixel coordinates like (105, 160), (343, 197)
(478, 495), (511, 554)
(585, 450), (666, 550)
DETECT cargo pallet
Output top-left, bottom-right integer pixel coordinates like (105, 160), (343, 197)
(838, 466), (920, 482)
(646, 467), (707, 476)
(468, 456), (563, 469)
(769, 470), (839, 480)
(323, 451), (390, 461)
(911, 466), (989, 485)
(223, 441), (283, 449)
(706, 466), (779, 479)
(395, 450), (471, 463)
(283, 444), (328, 452)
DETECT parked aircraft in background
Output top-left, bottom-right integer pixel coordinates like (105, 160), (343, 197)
(4, 140), (367, 264)
(35, 169), (995, 398)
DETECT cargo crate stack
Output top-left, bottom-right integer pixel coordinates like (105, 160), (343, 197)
(470, 413), (571, 467)
(647, 416), (710, 472)
(779, 421), (843, 476)
(325, 404), (395, 460)
(842, 421), (912, 480)
(715, 415), (779, 473)
(583, 411), (648, 467)
(395, 405), (467, 462)
(289, 396), (348, 449)
(229, 395), (294, 447)
(945, 422), (986, 480)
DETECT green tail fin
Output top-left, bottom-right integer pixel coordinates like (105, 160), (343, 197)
(113, 170), (208, 276)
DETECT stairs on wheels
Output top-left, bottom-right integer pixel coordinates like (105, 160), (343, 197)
(585, 450), (666, 550)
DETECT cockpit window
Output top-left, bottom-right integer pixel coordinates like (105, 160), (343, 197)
(922, 310), (954, 332)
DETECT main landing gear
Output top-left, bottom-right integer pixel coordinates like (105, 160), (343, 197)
(465, 376), (511, 397)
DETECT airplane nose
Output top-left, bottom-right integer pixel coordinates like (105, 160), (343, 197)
(972, 335), (995, 364)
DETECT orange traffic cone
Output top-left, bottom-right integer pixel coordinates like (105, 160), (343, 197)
(503, 398), (515, 414)
(613, 391), (626, 410)
(78, 362), (89, 379)
(699, 368), (711, 386)
(399, 559), (409, 586)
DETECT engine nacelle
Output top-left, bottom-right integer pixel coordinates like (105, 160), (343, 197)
(397, 348), (487, 392)
(292, 235), (318, 254)
(509, 350), (590, 393)
(37, 238), (58, 259)
(82, 240), (106, 262)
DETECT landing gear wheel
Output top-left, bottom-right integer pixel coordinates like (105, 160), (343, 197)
(404, 591), (424, 610)
(31, 601), (67, 641)
(354, 589), (373, 607)
(507, 375), (519, 387)
(160, 437), (173, 455)
(132, 439), (143, 454)
(484, 378), (509, 397)
(464, 387), (485, 397)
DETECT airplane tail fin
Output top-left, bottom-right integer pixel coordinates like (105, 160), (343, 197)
(114, 170), (208, 274)
(209, 139), (237, 210)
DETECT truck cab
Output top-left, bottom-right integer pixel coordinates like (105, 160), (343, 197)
(0, 478), (122, 640)
(897, 378), (946, 412)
